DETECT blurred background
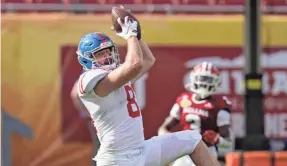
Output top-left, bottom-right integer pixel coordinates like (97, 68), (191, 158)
(1, 0), (287, 166)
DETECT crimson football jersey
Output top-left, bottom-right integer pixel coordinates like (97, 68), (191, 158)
(170, 92), (232, 134)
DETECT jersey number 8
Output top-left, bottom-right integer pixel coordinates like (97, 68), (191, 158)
(124, 85), (141, 118)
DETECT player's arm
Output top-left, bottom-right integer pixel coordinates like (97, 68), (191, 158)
(216, 96), (234, 151)
(202, 109), (233, 147)
(130, 40), (155, 83)
(71, 80), (101, 154)
(158, 103), (181, 135)
(71, 80), (89, 118)
(94, 18), (143, 97)
(217, 109), (232, 139)
(216, 109), (234, 152)
(114, 6), (155, 84)
(94, 37), (143, 97)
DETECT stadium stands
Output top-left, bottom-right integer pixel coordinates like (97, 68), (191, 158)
(2, 0), (287, 5)
(1, 0), (286, 13)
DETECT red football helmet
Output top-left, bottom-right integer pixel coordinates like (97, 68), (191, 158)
(187, 62), (221, 98)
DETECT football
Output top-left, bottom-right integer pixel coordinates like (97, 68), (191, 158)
(111, 6), (141, 40)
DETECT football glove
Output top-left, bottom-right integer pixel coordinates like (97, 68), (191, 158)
(116, 16), (138, 40)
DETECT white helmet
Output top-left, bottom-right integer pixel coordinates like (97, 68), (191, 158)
(187, 62), (221, 98)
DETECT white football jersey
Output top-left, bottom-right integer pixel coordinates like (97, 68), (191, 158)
(78, 68), (145, 155)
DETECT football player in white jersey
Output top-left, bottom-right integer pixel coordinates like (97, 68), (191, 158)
(76, 16), (218, 166)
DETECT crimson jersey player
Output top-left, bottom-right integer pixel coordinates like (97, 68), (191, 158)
(158, 62), (234, 166)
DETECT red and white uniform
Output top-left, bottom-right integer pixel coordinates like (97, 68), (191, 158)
(170, 92), (232, 166)
(78, 69), (202, 166)
(170, 92), (231, 136)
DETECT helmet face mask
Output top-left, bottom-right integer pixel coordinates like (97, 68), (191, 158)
(90, 46), (119, 70)
(188, 62), (221, 99)
(76, 32), (120, 70)
(190, 74), (221, 99)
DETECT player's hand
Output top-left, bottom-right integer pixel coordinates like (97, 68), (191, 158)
(116, 16), (138, 40)
(202, 130), (220, 145)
